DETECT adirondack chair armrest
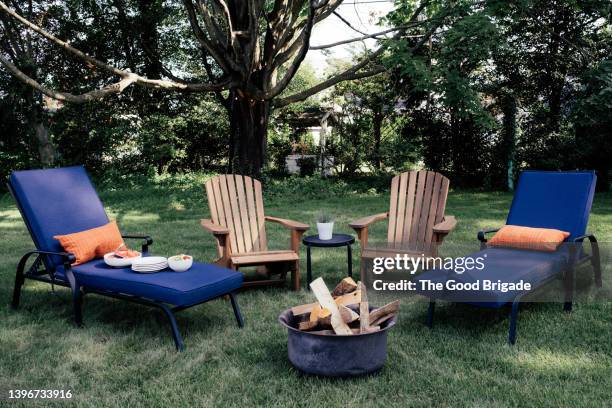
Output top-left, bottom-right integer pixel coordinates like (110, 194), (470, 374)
(349, 212), (388, 230)
(264, 216), (309, 231)
(200, 219), (230, 236)
(349, 213), (388, 247)
(433, 215), (457, 235)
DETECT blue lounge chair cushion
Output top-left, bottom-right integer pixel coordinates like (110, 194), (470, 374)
(506, 171), (596, 241)
(415, 171), (596, 308)
(9, 166), (110, 269)
(56, 260), (243, 307)
(415, 247), (570, 308)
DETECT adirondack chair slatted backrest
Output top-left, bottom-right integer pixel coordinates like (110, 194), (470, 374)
(387, 170), (449, 251)
(205, 175), (267, 255)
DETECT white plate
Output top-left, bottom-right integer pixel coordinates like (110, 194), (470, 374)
(132, 257), (167, 266)
(131, 268), (160, 274)
(132, 262), (168, 269)
(104, 252), (141, 268)
(132, 267), (167, 272)
(132, 257), (168, 273)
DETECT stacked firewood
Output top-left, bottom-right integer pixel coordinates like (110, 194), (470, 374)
(290, 277), (400, 335)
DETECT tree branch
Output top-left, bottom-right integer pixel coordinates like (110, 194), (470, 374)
(333, 11), (369, 36)
(274, 1), (433, 107)
(310, 27), (422, 50)
(0, 1), (231, 92)
(274, 66), (386, 107)
(182, 0), (235, 73)
(266, 1), (318, 98)
(0, 53), (137, 103)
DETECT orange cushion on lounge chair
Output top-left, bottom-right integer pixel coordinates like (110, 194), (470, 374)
(488, 225), (570, 252)
(54, 221), (124, 265)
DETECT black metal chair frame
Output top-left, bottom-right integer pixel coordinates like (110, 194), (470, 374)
(8, 182), (244, 351)
(426, 228), (602, 345)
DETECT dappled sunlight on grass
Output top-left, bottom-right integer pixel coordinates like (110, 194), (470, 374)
(510, 349), (605, 372)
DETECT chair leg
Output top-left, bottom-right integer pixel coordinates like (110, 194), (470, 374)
(563, 266), (575, 312)
(508, 299), (520, 345)
(229, 292), (244, 328)
(72, 287), (83, 327)
(292, 260), (300, 291)
(592, 245), (602, 288)
(158, 303), (184, 351)
(11, 266), (25, 309)
(427, 300), (435, 328)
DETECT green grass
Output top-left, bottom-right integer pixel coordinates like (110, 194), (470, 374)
(0, 177), (610, 407)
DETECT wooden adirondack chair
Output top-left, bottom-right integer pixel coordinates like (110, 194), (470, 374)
(201, 174), (309, 290)
(349, 170), (457, 267)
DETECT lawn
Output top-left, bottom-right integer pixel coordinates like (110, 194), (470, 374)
(1, 175), (610, 407)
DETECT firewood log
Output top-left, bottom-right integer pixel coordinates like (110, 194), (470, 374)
(331, 277), (358, 296)
(371, 313), (395, 327)
(309, 303), (323, 323)
(369, 300), (400, 323)
(290, 290), (361, 316)
(308, 326), (381, 335)
(298, 305), (358, 331)
(309, 278), (352, 335)
(358, 282), (369, 333)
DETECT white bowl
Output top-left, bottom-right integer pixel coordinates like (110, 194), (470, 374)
(168, 255), (193, 272)
(104, 252), (141, 268)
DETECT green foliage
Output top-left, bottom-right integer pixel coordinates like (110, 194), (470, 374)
(267, 125), (292, 176)
(264, 176), (355, 199)
(296, 156), (317, 177)
(385, 0), (611, 189)
(1, 0), (611, 192)
(326, 70), (420, 175)
(573, 60), (612, 188)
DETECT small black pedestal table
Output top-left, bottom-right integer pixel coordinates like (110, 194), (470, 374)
(302, 233), (355, 288)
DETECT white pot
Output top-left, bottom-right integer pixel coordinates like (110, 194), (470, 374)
(317, 222), (334, 240)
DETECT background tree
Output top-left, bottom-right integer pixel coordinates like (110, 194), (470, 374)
(0, 0), (444, 177)
(385, 0), (611, 189)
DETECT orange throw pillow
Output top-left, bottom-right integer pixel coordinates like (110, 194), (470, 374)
(488, 225), (570, 252)
(54, 221), (124, 265)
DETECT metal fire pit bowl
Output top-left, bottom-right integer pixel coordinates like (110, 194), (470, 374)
(278, 306), (396, 377)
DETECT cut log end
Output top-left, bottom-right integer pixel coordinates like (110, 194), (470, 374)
(331, 277), (358, 297)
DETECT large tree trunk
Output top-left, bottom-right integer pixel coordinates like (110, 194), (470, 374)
(227, 89), (270, 177)
(24, 67), (55, 166)
(33, 120), (55, 166)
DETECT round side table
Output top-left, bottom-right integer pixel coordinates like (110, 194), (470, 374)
(302, 233), (355, 288)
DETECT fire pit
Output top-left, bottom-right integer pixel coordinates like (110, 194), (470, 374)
(278, 305), (396, 377)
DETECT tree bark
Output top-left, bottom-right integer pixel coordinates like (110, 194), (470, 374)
(227, 89), (270, 177)
(24, 65), (55, 166)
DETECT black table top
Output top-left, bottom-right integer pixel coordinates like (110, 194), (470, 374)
(302, 233), (355, 247)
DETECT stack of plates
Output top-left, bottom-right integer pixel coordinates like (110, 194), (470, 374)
(131, 257), (168, 273)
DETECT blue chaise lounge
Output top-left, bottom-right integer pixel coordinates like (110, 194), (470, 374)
(416, 171), (602, 344)
(8, 166), (244, 351)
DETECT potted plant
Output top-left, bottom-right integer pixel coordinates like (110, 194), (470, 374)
(316, 213), (334, 240)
